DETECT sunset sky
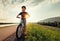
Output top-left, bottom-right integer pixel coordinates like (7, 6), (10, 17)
(0, 0), (60, 23)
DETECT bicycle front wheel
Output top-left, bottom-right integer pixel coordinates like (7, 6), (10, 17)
(16, 24), (23, 39)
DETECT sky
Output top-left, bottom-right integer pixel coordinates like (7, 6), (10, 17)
(0, 0), (60, 23)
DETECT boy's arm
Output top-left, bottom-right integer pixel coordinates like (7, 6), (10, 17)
(16, 12), (22, 18)
(28, 14), (30, 17)
(16, 14), (20, 18)
(27, 12), (30, 17)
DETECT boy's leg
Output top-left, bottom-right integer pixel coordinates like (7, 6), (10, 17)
(23, 20), (26, 35)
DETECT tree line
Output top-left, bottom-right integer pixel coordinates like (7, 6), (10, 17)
(37, 21), (60, 27)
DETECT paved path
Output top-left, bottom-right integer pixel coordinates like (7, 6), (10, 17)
(0, 25), (17, 41)
(0, 25), (25, 41)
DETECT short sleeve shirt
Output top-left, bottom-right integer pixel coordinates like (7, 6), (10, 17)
(19, 12), (28, 20)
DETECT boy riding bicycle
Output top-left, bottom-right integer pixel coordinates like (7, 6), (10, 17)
(16, 6), (30, 35)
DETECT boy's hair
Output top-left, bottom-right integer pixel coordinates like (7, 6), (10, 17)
(22, 6), (26, 9)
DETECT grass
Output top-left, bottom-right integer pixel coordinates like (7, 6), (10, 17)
(25, 23), (60, 41)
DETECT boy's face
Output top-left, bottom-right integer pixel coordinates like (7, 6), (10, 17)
(22, 8), (26, 12)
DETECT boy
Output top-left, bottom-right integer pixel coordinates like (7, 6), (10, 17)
(16, 6), (30, 35)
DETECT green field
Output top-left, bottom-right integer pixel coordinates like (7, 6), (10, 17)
(25, 23), (60, 41)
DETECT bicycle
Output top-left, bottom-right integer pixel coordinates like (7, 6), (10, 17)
(16, 19), (26, 39)
(16, 13), (30, 39)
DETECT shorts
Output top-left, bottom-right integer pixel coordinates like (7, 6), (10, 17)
(20, 19), (26, 27)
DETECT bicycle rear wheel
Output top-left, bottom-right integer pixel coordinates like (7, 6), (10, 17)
(16, 24), (23, 39)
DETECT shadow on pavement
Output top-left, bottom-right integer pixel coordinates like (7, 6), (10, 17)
(14, 34), (25, 41)
(3, 32), (25, 41)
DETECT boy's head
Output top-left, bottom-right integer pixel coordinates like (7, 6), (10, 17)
(21, 6), (26, 12)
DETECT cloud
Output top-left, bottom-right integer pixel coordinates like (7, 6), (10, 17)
(30, 0), (45, 6)
(1, 0), (25, 6)
(1, 0), (60, 7)
(0, 0), (45, 7)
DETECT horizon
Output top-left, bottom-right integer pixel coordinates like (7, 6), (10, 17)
(0, 0), (60, 23)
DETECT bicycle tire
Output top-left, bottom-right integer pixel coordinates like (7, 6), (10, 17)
(16, 24), (23, 39)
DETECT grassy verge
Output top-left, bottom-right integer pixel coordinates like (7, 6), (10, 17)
(25, 23), (60, 41)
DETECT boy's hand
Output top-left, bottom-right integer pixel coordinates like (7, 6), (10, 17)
(16, 17), (20, 18)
